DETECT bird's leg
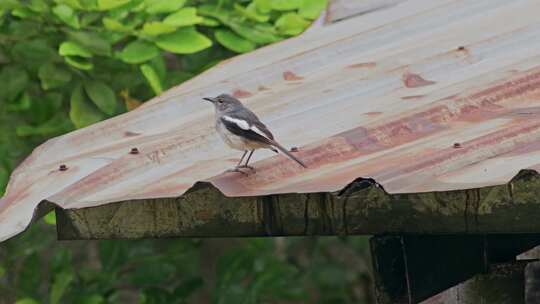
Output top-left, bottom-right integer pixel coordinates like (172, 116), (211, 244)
(236, 150), (248, 167)
(226, 151), (249, 174)
(238, 150), (255, 171)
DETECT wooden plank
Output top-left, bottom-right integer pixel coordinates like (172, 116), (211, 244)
(56, 171), (540, 239)
(372, 235), (538, 304)
(422, 262), (527, 304)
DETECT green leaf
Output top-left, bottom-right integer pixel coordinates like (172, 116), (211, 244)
(234, 3), (269, 22)
(38, 63), (72, 90)
(84, 79), (117, 115)
(12, 7), (37, 18)
(275, 13), (310, 36)
(80, 12), (101, 26)
(50, 271), (74, 304)
(12, 39), (56, 67)
(200, 17), (219, 27)
(108, 0), (144, 15)
(155, 27), (211, 54)
(102, 31), (126, 44)
(144, 0), (185, 14)
(123, 11), (145, 28)
(228, 21), (280, 44)
(0, 66), (28, 101)
(7, 20), (39, 39)
(215, 30), (256, 53)
(299, 0), (327, 20)
(7, 92), (31, 112)
(118, 40), (159, 64)
(54, 0), (83, 9)
(163, 7), (203, 27)
(67, 31), (111, 56)
(70, 85), (105, 128)
(14, 299), (39, 304)
(16, 113), (73, 137)
(166, 70), (192, 88)
(140, 64), (162, 95)
(29, 0), (49, 12)
(97, 0), (131, 10)
(141, 21), (176, 36)
(79, 294), (105, 304)
(199, 6), (280, 44)
(0, 166), (8, 196)
(149, 54), (166, 80)
(0, 0), (21, 10)
(180, 46), (222, 72)
(81, 0), (101, 10)
(65, 56), (93, 70)
(102, 17), (132, 32)
(44, 211), (56, 225)
(26, 92), (64, 124)
(52, 4), (80, 29)
(197, 4), (229, 20)
(59, 41), (92, 58)
(271, 0), (302, 10)
(254, 0), (272, 13)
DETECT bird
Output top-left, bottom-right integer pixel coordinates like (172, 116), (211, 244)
(203, 94), (307, 173)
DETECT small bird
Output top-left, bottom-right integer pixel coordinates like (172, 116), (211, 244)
(203, 94), (307, 173)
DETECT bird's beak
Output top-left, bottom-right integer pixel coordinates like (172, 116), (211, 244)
(203, 97), (216, 103)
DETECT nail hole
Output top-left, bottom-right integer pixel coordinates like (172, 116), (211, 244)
(290, 147), (299, 152)
(453, 143), (461, 148)
(457, 46), (465, 51)
(130, 147), (139, 154)
(59, 164), (68, 171)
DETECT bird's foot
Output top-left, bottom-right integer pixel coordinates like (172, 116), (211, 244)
(237, 165), (255, 172)
(225, 167), (249, 175)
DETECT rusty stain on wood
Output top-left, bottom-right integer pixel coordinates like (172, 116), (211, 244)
(232, 89), (252, 98)
(347, 62), (377, 69)
(402, 72), (436, 88)
(283, 71), (304, 81)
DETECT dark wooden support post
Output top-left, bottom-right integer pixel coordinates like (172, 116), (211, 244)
(371, 235), (540, 304)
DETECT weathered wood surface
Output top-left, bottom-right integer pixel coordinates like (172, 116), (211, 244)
(57, 170), (540, 239)
(422, 262), (527, 304)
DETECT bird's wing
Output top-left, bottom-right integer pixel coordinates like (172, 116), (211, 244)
(221, 114), (307, 167)
(221, 115), (273, 145)
(250, 120), (274, 140)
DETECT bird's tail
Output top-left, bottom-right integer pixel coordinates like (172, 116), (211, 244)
(269, 140), (307, 168)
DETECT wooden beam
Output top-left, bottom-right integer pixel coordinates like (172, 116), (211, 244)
(55, 170), (540, 240)
(371, 235), (540, 303)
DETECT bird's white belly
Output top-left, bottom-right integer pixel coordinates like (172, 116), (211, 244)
(216, 122), (248, 150)
(216, 121), (268, 151)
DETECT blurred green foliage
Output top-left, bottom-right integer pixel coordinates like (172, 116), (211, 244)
(0, 0), (326, 194)
(0, 222), (374, 304)
(0, 1), (376, 303)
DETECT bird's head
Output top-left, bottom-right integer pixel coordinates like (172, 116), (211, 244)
(203, 94), (241, 112)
